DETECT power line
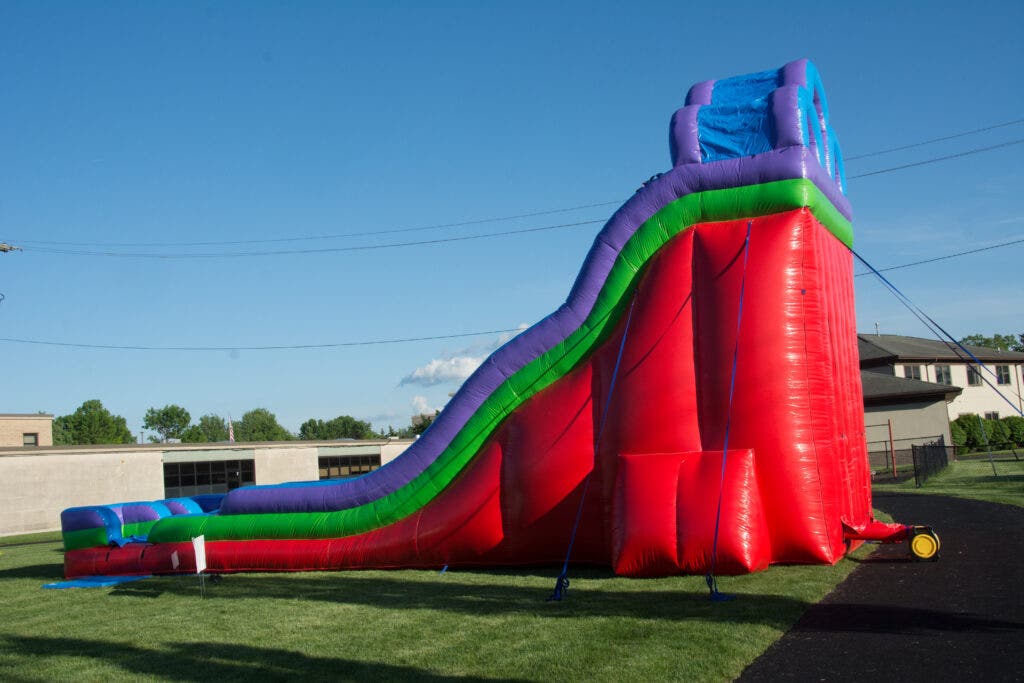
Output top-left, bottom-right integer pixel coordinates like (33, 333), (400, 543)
(854, 236), (1024, 277)
(8, 238), (1022, 353)
(0, 327), (524, 352)
(16, 137), (1022, 259)
(8, 200), (622, 248)
(24, 219), (604, 259)
(844, 118), (1024, 160)
(7, 121), (1022, 253)
(848, 139), (1024, 179)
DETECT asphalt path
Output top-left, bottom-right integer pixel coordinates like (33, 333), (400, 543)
(738, 492), (1024, 681)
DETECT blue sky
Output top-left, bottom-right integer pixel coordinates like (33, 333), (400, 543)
(1, 1), (1022, 437)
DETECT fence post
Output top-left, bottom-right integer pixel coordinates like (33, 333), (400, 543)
(888, 419), (897, 480)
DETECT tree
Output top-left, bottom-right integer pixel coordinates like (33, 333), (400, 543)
(182, 414), (229, 443)
(234, 408), (293, 442)
(299, 415), (375, 440)
(53, 399), (134, 445)
(180, 425), (208, 443)
(143, 404), (191, 443)
(411, 411), (439, 437)
(959, 333), (1024, 352)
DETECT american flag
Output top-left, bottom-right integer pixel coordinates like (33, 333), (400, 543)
(228, 416), (235, 444)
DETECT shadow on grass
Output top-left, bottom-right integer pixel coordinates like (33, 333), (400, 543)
(793, 603), (1024, 635)
(0, 563), (64, 581)
(1, 636), (520, 683)
(108, 571), (813, 628)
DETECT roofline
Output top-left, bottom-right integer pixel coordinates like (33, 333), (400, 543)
(0, 438), (415, 456)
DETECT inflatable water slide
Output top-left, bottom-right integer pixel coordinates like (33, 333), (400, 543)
(62, 60), (937, 580)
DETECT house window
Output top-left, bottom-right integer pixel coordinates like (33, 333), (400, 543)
(163, 459), (255, 498)
(967, 366), (982, 386)
(22, 433), (39, 446)
(996, 365), (1011, 385)
(934, 365), (952, 385)
(318, 454), (381, 480)
(903, 365), (922, 380)
(984, 411), (1000, 421)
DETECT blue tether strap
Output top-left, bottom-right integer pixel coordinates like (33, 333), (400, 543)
(706, 220), (752, 602)
(548, 296), (638, 602)
(853, 248), (1019, 478)
(852, 249), (1022, 419)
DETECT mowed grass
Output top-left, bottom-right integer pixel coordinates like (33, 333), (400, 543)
(873, 457), (1024, 507)
(0, 534), (882, 682)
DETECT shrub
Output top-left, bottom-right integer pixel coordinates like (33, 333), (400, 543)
(949, 420), (967, 450)
(983, 418), (1011, 450)
(1002, 416), (1024, 448)
(953, 414), (985, 452)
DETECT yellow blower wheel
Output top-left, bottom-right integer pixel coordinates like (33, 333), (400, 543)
(909, 527), (940, 561)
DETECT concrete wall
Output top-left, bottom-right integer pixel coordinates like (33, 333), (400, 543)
(0, 447), (164, 536)
(865, 400), (953, 452)
(254, 446), (320, 485)
(0, 439), (412, 537)
(0, 414), (54, 448)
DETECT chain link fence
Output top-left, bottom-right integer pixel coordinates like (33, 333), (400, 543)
(866, 434), (954, 486)
(911, 437), (950, 487)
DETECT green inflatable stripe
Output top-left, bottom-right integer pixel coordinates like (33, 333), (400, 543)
(148, 178), (851, 545)
(63, 528), (110, 552)
(63, 520), (162, 551)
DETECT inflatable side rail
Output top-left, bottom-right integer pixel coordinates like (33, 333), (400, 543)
(670, 59), (846, 193)
(60, 495), (223, 551)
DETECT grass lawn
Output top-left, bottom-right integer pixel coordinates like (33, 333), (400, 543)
(0, 533), (883, 682)
(873, 457), (1024, 507)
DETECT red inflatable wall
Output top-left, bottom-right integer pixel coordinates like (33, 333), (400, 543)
(64, 208), (871, 578)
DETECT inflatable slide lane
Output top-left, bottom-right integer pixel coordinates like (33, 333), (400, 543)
(63, 59), (938, 580)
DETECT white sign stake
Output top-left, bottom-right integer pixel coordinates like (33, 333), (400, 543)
(192, 535), (208, 598)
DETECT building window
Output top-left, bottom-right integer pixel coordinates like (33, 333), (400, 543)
(163, 459), (255, 498)
(22, 433), (38, 446)
(318, 454), (381, 480)
(984, 411), (1000, 421)
(903, 365), (922, 380)
(967, 366), (982, 386)
(996, 365), (1011, 385)
(934, 365), (952, 385)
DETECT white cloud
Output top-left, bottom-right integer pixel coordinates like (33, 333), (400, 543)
(399, 325), (530, 388)
(411, 395), (442, 415)
(401, 356), (485, 386)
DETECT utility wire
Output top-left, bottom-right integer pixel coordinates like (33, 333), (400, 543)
(8, 200), (623, 248)
(7, 238), (1021, 353)
(848, 139), (1024, 179)
(7, 122), (1023, 253)
(854, 237), (1024, 277)
(0, 327), (524, 352)
(14, 137), (1023, 259)
(844, 118), (1024, 160)
(24, 219), (604, 259)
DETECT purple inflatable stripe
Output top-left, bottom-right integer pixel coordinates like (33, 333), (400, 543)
(219, 144), (851, 516)
(60, 508), (108, 533)
(113, 502), (169, 525)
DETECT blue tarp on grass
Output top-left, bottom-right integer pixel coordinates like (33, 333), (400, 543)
(43, 575), (152, 589)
